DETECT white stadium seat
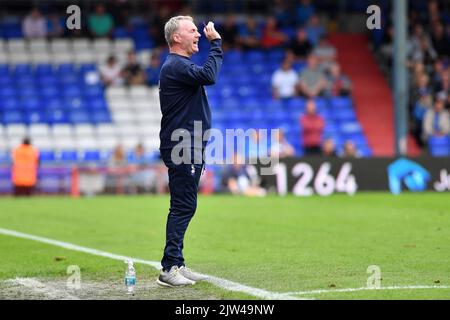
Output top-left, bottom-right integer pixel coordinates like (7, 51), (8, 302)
(97, 136), (119, 150)
(50, 39), (70, 53)
(117, 124), (139, 137)
(6, 124), (28, 138)
(120, 135), (141, 150)
(51, 52), (73, 64)
(31, 52), (51, 64)
(0, 53), (8, 64)
(52, 124), (74, 138)
(72, 39), (91, 52)
(92, 38), (112, 53)
(76, 137), (99, 150)
(32, 136), (53, 150)
(96, 124), (117, 138)
(53, 136), (76, 150)
(7, 39), (26, 53)
(74, 124), (95, 137)
(129, 86), (148, 99)
(106, 87), (128, 100)
(74, 51), (95, 64)
(113, 39), (134, 53)
(29, 39), (48, 53)
(113, 111), (136, 124)
(29, 124), (50, 137)
(7, 137), (23, 150)
(9, 52), (30, 64)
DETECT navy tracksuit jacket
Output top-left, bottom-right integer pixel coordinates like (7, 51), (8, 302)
(159, 39), (223, 271)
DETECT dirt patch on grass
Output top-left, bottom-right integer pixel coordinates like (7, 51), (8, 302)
(0, 277), (219, 300)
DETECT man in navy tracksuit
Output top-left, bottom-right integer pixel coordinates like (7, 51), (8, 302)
(156, 16), (222, 287)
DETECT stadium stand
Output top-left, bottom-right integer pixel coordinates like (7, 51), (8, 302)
(1, 0), (447, 195)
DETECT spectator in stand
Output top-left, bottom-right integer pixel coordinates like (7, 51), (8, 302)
(423, 94), (450, 141)
(149, 6), (171, 49)
(326, 63), (352, 97)
(341, 140), (360, 158)
(270, 130), (295, 158)
(413, 88), (433, 146)
(221, 14), (239, 51)
(147, 51), (161, 87)
(106, 144), (129, 194)
(221, 154), (266, 196)
(22, 8), (47, 39)
(47, 11), (64, 38)
(295, 0), (315, 27)
(271, 58), (299, 100)
(430, 23), (450, 58)
(297, 54), (328, 98)
(88, 4), (114, 38)
(100, 55), (123, 86)
(288, 28), (313, 62)
(409, 24), (437, 66)
(434, 68), (450, 94)
(108, 0), (131, 29)
(123, 51), (146, 86)
(237, 17), (262, 50)
(313, 36), (337, 71)
(272, 0), (293, 28)
(305, 14), (325, 46)
(322, 138), (337, 157)
(411, 71), (431, 106)
(129, 143), (156, 194)
(300, 99), (325, 155)
(261, 16), (289, 49)
(11, 138), (39, 197)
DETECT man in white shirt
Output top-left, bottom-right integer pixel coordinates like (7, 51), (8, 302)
(22, 8), (47, 38)
(99, 55), (124, 86)
(271, 59), (299, 99)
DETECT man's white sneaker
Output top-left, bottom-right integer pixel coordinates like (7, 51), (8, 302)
(179, 266), (208, 282)
(156, 266), (196, 287)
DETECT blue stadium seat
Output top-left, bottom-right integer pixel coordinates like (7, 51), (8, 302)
(36, 64), (54, 75)
(0, 152), (11, 163)
(429, 135), (450, 156)
(3, 111), (24, 124)
(69, 110), (91, 124)
(40, 86), (60, 99)
(22, 97), (42, 111)
(0, 86), (16, 99)
(331, 97), (353, 109)
(2, 98), (19, 110)
(46, 108), (68, 124)
(59, 150), (79, 162)
(91, 111), (111, 123)
(332, 108), (357, 121)
(339, 121), (362, 134)
(88, 97), (108, 110)
(24, 110), (46, 124)
(39, 150), (56, 163)
(13, 64), (33, 76)
(82, 150), (101, 162)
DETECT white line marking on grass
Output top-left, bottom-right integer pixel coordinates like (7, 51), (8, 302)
(6, 278), (80, 300)
(282, 285), (450, 297)
(0, 227), (303, 300)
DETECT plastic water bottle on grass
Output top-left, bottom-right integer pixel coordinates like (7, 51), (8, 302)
(124, 260), (136, 295)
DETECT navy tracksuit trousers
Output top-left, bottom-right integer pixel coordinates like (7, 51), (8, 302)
(160, 149), (204, 271)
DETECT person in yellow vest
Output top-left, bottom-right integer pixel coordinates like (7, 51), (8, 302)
(11, 138), (39, 197)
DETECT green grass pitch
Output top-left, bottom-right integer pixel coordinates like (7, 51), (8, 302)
(0, 193), (449, 300)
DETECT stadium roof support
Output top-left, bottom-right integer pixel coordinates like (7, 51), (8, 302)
(393, 0), (408, 156)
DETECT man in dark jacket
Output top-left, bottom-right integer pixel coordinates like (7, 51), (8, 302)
(157, 16), (222, 287)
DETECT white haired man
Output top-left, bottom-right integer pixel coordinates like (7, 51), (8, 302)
(156, 16), (222, 287)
